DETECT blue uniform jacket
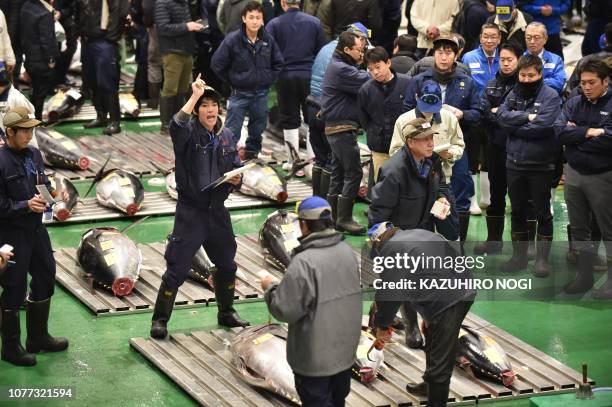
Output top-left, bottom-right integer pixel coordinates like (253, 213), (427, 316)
(265, 8), (327, 78)
(309, 40), (337, 101)
(169, 111), (241, 208)
(497, 83), (561, 168)
(524, 49), (566, 95)
(211, 25), (284, 91)
(403, 68), (482, 126)
(0, 145), (52, 228)
(521, 0), (571, 35)
(461, 46), (500, 96)
(320, 51), (370, 125)
(555, 86), (612, 175)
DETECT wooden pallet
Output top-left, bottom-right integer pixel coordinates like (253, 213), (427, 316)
(129, 314), (592, 406)
(54, 242), (266, 316)
(49, 103), (160, 123)
(46, 180), (312, 225)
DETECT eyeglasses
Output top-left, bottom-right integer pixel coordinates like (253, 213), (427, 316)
(525, 35), (544, 42)
(350, 47), (365, 54)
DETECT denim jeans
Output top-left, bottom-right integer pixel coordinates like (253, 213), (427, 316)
(450, 153), (474, 212)
(225, 89), (269, 152)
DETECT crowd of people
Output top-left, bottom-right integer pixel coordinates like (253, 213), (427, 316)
(0, 0), (611, 406)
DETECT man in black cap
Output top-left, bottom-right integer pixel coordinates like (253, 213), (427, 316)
(0, 106), (69, 367)
(150, 75), (249, 340)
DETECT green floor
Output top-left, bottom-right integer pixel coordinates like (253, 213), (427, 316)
(1, 122), (611, 407)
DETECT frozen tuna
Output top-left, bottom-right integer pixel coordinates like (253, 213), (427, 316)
(258, 209), (301, 270)
(239, 160), (288, 203)
(35, 127), (90, 170)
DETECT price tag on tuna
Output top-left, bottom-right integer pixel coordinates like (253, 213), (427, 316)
(283, 239), (299, 252)
(262, 167), (275, 174)
(100, 240), (114, 251)
(118, 177), (131, 186)
(356, 345), (369, 359)
(280, 224), (294, 233)
(49, 131), (64, 140)
(253, 333), (274, 345)
(66, 89), (82, 100)
(61, 140), (78, 151)
(104, 253), (116, 267)
(51, 96), (63, 108)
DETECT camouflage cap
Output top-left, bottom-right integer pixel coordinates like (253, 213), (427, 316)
(400, 118), (437, 142)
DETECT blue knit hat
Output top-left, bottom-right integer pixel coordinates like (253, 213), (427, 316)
(297, 196), (332, 220)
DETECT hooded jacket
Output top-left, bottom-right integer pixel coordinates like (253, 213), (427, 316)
(265, 229), (362, 376)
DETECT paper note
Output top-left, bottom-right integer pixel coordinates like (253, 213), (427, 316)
(118, 177), (132, 186)
(104, 253), (116, 267)
(356, 345), (369, 359)
(122, 186), (135, 198)
(280, 223), (294, 233)
(253, 333), (274, 345)
(283, 239), (300, 252)
(49, 130), (64, 140)
(66, 89), (82, 100)
(100, 240), (114, 251)
(61, 140), (78, 151)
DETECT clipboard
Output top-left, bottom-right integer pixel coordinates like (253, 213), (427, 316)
(200, 163), (256, 192)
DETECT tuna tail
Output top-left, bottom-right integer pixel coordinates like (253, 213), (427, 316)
(84, 154), (112, 197)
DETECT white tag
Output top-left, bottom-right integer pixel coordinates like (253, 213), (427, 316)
(0, 244), (13, 253)
(434, 143), (451, 153)
(469, 62), (481, 69)
(544, 63), (555, 69)
(66, 89), (82, 100)
(430, 200), (450, 220)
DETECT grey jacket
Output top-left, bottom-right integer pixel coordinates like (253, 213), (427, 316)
(264, 229), (362, 377)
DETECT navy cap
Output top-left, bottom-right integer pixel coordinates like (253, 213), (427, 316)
(496, 0), (515, 22)
(417, 80), (442, 113)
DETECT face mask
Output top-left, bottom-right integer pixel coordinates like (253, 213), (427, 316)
(515, 78), (542, 98)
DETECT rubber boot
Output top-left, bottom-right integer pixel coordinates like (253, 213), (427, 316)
(1, 310), (37, 366)
(566, 224), (578, 264)
(159, 96), (176, 135)
(214, 272), (250, 328)
(320, 169), (331, 198)
(311, 165), (323, 197)
(25, 298), (69, 353)
(550, 187), (556, 216)
(282, 128), (300, 171)
(147, 82), (161, 109)
(564, 251), (595, 294)
(428, 381), (451, 407)
(326, 194), (338, 225)
(150, 281), (178, 339)
(499, 232), (529, 272)
(473, 215), (504, 255)
(534, 234), (553, 278)
(103, 92), (121, 135)
(527, 220), (537, 261)
(479, 171), (491, 209)
(175, 93), (188, 120)
(400, 304), (423, 349)
(592, 257), (612, 300)
(84, 91), (108, 128)
(458, 211), (470, 255)
(469, 175), (482, 215)
(335, 195), (365, 235)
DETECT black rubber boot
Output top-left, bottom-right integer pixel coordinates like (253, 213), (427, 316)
(147, 82), (161, 109)
(214, 272), (250, 328)
(320, 168), (331, 198)
(527, 220), (537, 261)
(335, 195), (365, 235)
(499, 232), (529, 272)
(150, 281), (178, 339)
(474, 215), (504, 255)
(564, 251), (595, 294)
(311, 165), (322, 197)
(326, 194), (338, 225)
(566, 224), (578, 264)
(458, 211), (470, 255)
(159, 96), (176, 135)
(428, 380), (451, 407)
(1, 310), (36, 366)
(592, 258), (612, 300)
(405, 381), (428, 396)
(400, 304), (423, 349)
(84, 91), (107, 128)
(103, 92), (121, 135)
(534, 234), (553, 278)
(25, 298), (69, 353)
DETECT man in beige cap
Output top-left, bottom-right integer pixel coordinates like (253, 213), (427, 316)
(0, 106), (69, 367)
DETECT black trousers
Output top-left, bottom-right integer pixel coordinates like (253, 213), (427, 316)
(276, 76), (310, 129)
(327, 130), (363, 199)
(423, 300), (473, 406)
(0, 223), (56, 310)
(162, 202), (237, 290)
(486, 142), (507, 216)
(306, 104), (331, 169)
(55, 16), (79, 85)
(294, 368), (351, 407)
(29, 70), (56, 120)
(507, 168), (554, 236)
(465, 126), (487, 173)
(546, 34), (564, 60)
